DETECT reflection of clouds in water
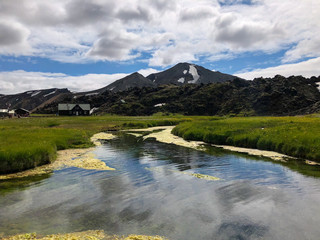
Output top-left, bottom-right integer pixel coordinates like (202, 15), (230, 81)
(0, 168), (116, 234)
(2, 135), (320, 239)
(77, 141), (320, 239)
(215, 220), (269, 240)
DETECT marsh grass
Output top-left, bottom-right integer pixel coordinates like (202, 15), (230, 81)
(172, 115), (320, 162)
(0, 115), (188, 174)
(2, 114), (319, 174)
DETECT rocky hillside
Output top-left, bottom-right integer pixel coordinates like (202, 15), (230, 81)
(38, 75), (320, 116)
(0, 88), (71, 112)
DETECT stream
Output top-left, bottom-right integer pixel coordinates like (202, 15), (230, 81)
(1, 133), (320, 239)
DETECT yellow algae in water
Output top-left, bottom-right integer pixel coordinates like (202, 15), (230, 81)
(66, 152), (116, 171)
(2, 231), (168, 240)
(0, 166), (52, 180)
(145, 167), (220, 181)
(305, 160), (320, 166)
(142, 126), (204, 151)
(91, 132), (116, 146)
(126, 132), (144, 137)
(189, 173), (220, 181)
(2, 230), (105, 240)
(125, 235), (168, 240)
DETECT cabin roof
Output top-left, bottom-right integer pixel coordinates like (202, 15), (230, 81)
(15, 108), (30, 113)
(58, 104), (90, 111)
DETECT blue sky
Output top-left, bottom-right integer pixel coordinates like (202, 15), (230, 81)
(0, 0), (319, 94)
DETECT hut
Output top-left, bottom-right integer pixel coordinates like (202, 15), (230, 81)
(58, 104), (91, 116)
(0, 109), (9, 118)
(15, 108), (30, 117)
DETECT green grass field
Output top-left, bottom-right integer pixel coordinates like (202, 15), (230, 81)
(172, 115), (320, 162)
(0, 114), (190, 174)
(1, 114), (320, 175)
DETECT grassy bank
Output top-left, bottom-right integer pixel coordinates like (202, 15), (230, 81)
(2, 114), (320, 174)
(0, 114), (190, 174)
(172, 115), (320, 162)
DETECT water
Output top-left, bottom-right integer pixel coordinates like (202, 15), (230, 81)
(1, 134), (320, 239)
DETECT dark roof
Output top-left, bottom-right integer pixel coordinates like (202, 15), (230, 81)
(15, 108), (30, 113)
(58, 104), (90, 111)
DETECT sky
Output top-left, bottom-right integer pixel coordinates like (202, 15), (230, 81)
(0, 0), (319, 94)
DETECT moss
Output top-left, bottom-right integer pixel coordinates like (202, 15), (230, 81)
(2, 231), (168, 240)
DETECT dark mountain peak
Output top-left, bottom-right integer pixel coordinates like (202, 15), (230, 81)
(147, 62), (240, 86)
(122, 72), (145, 79)
(131, 71), (143, 76)
(105, 72), (156, 92)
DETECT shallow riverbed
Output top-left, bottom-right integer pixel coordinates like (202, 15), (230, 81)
(1, 132), (320, 240)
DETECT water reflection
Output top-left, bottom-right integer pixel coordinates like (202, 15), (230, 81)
(1, 134), (320, 239)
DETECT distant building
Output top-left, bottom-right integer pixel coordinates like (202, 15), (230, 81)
(0, 109), (9, 117)
(58, 104), (91, 116)
(15, 108), (30, 117)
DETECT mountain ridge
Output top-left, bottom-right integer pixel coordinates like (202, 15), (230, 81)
(2, 63), (320, 116)
(37, 75), (320, 116)
(147, 62), (239, 86)
(0, 88), (71, 111)
(0, 63), (240, 111)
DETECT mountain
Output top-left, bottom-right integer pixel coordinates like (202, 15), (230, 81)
(104, 72), (156, 92)
(38, 75), (320, 116)
(72, 72), (156, 99)
(98, 75), (320, 116)
(147, 62), (239, 86)
(0, 63), (241, 112)
(0, 88), (71, 112)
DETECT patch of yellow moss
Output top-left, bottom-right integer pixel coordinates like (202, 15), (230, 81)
(146, 167), (220, 181)
(189, 173), (220, 181)
(65, 152), (115, 171)
(126, 133), (143, 137)
(141, 126), (204, 150)
(2, 231), (168, 240)
(124, 235), (167, 240)
(305, 160), (320, 166)
(91, 132), (116, 146)
(212, 145), (292, 162)
(124, 127), (168, 132)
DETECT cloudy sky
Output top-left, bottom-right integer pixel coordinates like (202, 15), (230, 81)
(0, 0), (319, 94)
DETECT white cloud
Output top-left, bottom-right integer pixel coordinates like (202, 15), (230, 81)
(235, 57), (320, 80)
(0, 71), (128, 94)
(137, 68), (159, 77)
(282, 38), (320, 63)
(0, 0), (318, 67)
(0, 21), (31, 55)
(0, 67), (164, 94)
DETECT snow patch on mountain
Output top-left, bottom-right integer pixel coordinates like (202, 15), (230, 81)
(44, 90), (56, 97)
(183, 70), (188, 74)
(31, 91), (41, 97)
(178, 77), (185, 83)
(154, 103), (166, 107)
(85, 92), (99, 96)
(188, 65), (200, 83)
